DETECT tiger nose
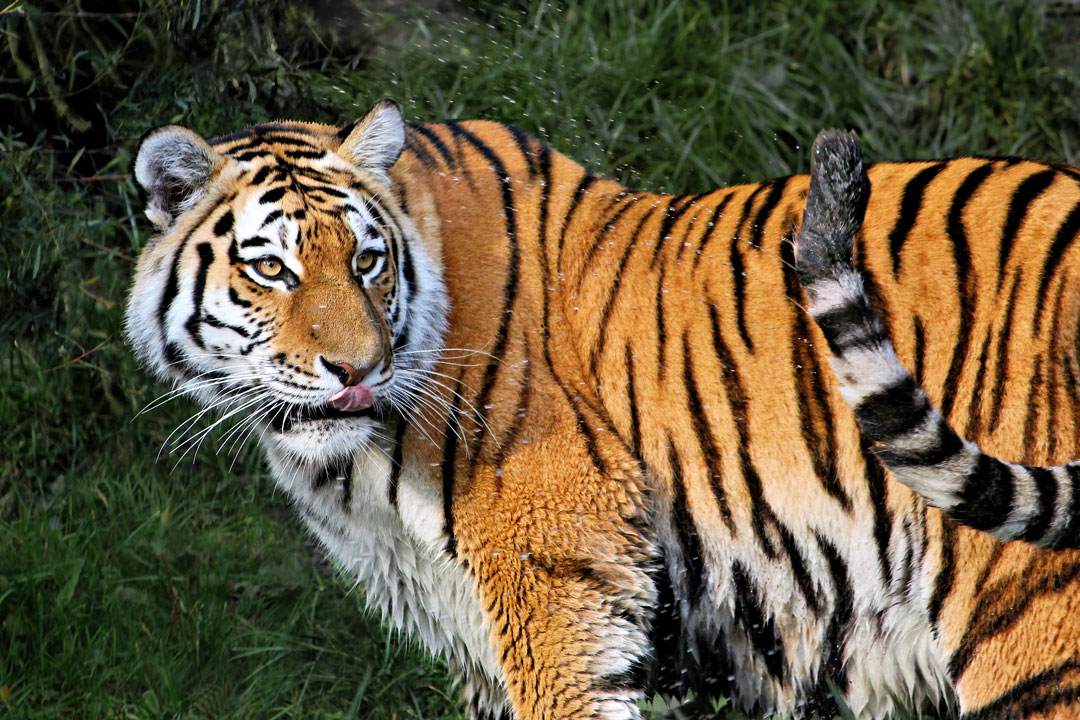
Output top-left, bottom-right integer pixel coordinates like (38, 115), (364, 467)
(320, 357), (370, 387)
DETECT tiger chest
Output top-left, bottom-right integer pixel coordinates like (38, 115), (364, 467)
(263, 444), (504, 691)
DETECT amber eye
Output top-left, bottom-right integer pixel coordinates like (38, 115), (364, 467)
(252, 257), (284, 279)
(354, 250), (378, 274)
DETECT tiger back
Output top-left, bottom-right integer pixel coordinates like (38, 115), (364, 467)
(126, 101), (1080, 719)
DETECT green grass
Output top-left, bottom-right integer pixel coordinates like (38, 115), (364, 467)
(3, 0), (1079, 717)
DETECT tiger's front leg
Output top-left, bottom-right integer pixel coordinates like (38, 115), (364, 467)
(456, 458), (657, 719)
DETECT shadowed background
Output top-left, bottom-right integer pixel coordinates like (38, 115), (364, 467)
(2, 0), (1079, 717)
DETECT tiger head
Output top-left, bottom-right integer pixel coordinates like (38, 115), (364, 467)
(124, 100), (448, 465)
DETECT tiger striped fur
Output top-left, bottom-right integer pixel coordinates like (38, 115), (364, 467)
(795, 129), (1080, 551)
(126, 100), (1080, 719)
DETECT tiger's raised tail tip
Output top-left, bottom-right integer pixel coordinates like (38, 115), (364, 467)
(796, 130), (867, 285)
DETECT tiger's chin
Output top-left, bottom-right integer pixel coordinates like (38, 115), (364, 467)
(263, 410), (386, 465)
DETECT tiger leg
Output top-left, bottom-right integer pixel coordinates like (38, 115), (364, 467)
(471, 553), (655, 720)
(934, 529), (1080, 719)
(459, 664), (513, 720)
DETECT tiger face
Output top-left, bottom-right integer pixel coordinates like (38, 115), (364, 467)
(125, 100), (448, 464)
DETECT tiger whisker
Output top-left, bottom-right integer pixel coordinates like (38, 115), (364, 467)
(389, 375), (470, 446)
(395, 369), (498, 448)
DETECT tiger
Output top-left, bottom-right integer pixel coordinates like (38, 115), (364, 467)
(794, 129), (1080, 553)
(125, 98), (1080, 720)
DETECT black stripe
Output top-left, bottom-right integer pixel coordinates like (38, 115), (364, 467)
(727, 185), (768, 350)
(259, 187), (287, 204)
(913, 316), (926, 386)
(521, 141), (610, 473)
(939, 162), (995, 419)
(250, 166), (273, 185)
(617, 345), (639, 459)
(955, 454), (1014, 532)
(854, 376), (934, 442)
(815, 532), (853, 698)
(340, 462), (353, 515)
(388, 417), (407, 508)
(240, 236), (270, 249)
(1022, 355), (1045, 464)
(625, 344), (643, 457)
(313, 457), (350, 492)
(731, 561), (785, 681)
(988, 270), (1024, 432)
(259, 210), (283, 228)
(655, 260), (668, 377)
(811, 298), (881, 356)
(736, 182), (768, 238)
(707, 309), (778, 553)
(579, 193), (638, 282)
(650, 193), (704, 267)
(874, 415), (964, 468)
(200, 313), (251, 338)
(776, 522), (819, 614)
(213, 209), (234, 237)
(589, 207), (657, 367)
(506, 125), (540, 177)
(559, 171), (598, 273)
(888, 162), (948, 276)
(667, 437), (707, 605)
(409, 124), (457, 169)
(227, 286), (251, 309)
(1032, 199), (1080, 335)
(441, 370), (467, 558)
(998, 169), (1057, 272)
(683, 333), (735, 532)
(928, 517), (957, 627)
(862, 441), (895, 586)
(729, 232), (753, 352)
(965, 331), (993, 437)
(748, 176), (791, 249)
(223, 132), (319, 153)
(650, 558), (688, 696)
(689, 191), (734, 266)
(492, 345), (532, 470)
(404, 135), (438, 169)
(362, 197), (390, 230)
(232, 150), (272, 162)
(183, 243), (215, 349)
(1060, 465), (1080, 548)
(284, 148), (325, 160)
(1046, 281), (1068, 461)
(1019, 466), (1058, 543)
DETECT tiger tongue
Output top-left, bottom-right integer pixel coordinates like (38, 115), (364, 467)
(328, 385), (374, 412)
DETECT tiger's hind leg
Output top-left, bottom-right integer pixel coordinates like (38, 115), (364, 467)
(794, 130), (1080, 719)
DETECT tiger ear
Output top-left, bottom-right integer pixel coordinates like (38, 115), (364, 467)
(337, 98), (405, 185)
(134, 125), (223, 232)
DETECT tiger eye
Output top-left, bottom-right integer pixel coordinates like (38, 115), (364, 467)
(355, 251), (377, 273)
(254, 258), (283, 278)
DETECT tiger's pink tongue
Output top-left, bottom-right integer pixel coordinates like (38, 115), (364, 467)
(328, 385), (374, 412)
